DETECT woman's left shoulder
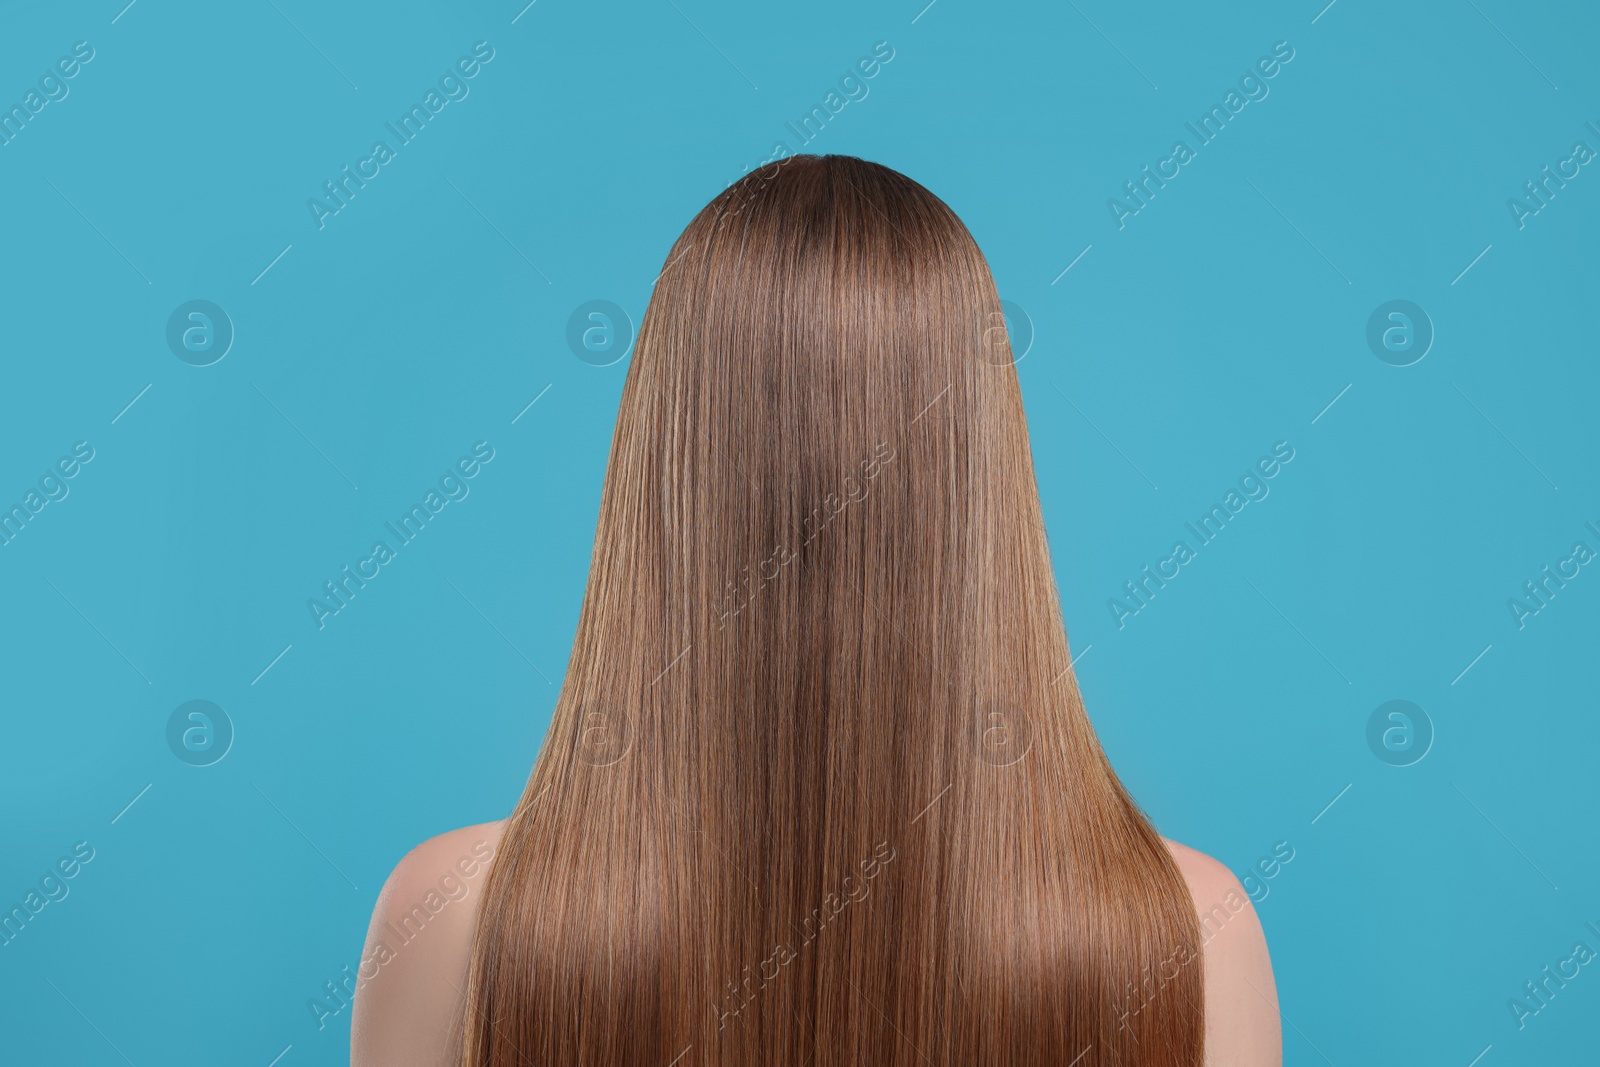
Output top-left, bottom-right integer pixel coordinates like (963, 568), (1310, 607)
(350, 820), (506, 1067)
(373, 820), (508, 919)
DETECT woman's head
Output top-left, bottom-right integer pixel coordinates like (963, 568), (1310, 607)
(611, 153), (1045, 708)
(465, 155), (1204, 1066)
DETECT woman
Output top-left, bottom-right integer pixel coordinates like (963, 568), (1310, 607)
(352, 155), (1280, 1066)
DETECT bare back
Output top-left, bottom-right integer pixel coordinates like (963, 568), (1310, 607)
(351, 824), (1281, 1066)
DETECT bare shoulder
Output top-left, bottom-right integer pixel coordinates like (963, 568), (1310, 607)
(1161, 837), (1283, 1067)
(350, 820), (507, 1067)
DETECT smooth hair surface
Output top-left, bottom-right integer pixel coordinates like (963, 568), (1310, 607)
(464, 154), (1204, 1066)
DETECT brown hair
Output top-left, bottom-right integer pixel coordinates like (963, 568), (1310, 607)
(463, 154), (1203, 1065)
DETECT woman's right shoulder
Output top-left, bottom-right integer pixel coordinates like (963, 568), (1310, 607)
(350, 820), (507, 1067)
(1161, 837), (1283, 1067)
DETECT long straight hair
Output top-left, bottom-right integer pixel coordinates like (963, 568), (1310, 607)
(463, 154), (1203, 1066)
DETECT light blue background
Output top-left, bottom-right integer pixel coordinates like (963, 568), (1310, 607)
(2, 1), (1595, 1064)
